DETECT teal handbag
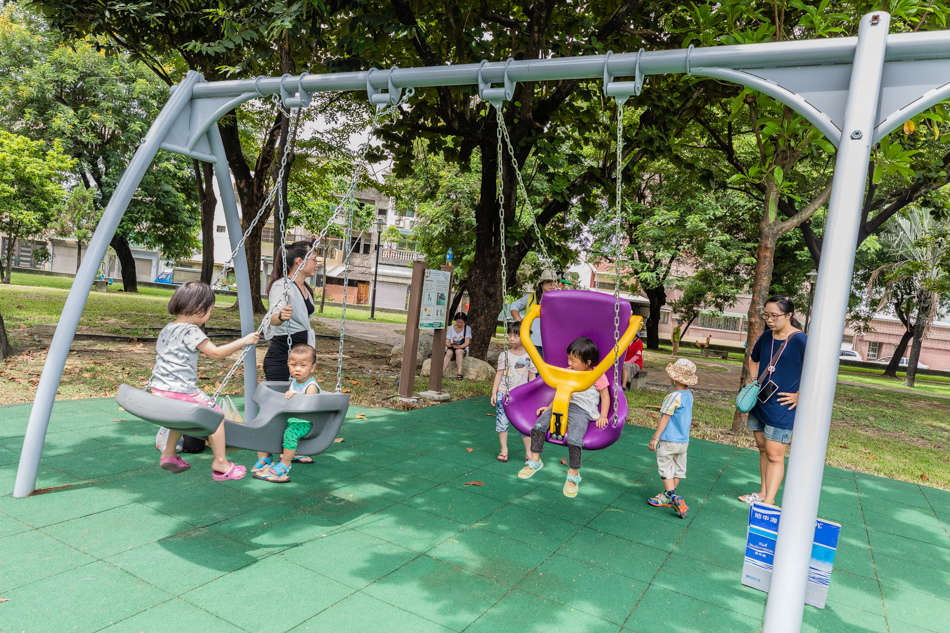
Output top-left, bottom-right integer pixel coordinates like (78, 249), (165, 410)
(735, 381), (760, 412)
(735, 334), (795, 412)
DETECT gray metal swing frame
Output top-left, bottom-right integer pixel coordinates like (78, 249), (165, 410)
(12, 11), (950, 631)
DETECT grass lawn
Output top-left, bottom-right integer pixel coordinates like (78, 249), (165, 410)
(2, 275), (948, 491)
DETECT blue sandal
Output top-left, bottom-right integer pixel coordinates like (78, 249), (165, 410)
(254, 461), (291, 483)
(251, 456), (273, 473)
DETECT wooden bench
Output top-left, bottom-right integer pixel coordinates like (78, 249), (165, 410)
(702, 348), (730, 359)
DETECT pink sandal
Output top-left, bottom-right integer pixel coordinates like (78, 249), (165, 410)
(159, 455), (191, 473)
(212, 462), (246, 481)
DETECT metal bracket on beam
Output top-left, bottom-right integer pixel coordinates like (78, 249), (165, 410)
(603, 49), (645, 104)
(280, 73), (313, 109)
(367, 67), (404, 107)
(479, 59), (515, 107)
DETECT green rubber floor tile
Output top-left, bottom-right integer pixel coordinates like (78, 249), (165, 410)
(880, 582), (950, 633)
(371, 430), (434, 454)
(0, 479), (125, 528)
(282, 527), (419, 589)
(288, 454), (380, 487)
(0, 509), (31, 539)
(139, 479), (271, 527)
(475, 503), (585, 552)
(404, 484), (506, 524)
(105, 527), (269, 594)
(330, 442), (408, 468)
(427, 442), (507, 470)
(184, 554), (353, 632)
(577, 447), (656, 478)
(921, 484), (950, 511)
(221, 469), (332, 501)
(557, 527), (666, 583)
(0, 560), (171, 633)
(693, 491), (755, 519)
(41, 501), (191, 558)
(353, 503), (466, 552)
(92, 465), (209, 501)
(427, 527), (549, 586)
(512, 478), (610, 524)
(622, 585), (761, 632)
(686, 438), (738, 461)
(672, 524), (746, 569)
(286, 481), (397, 525)
(207, 503), (343, 552)
(651, 552), (765, 619)
(800, 600), (888, 633)
(0, 445), (18, 467)
(872, 551), (950, 597)
(362, 555), (510, 632)
(0, 529), (98, 593)
(587, 507), (686, 552)
(465, 589), (620, 633)
(816, 500), (865, 526)
(866, 527), (950, 569)
(342, 466), (440, 501)
(863, 506), (948, 547)
(856, 473), (931, 510)
(385, 454), (476, 483)
(43, 448), (158, 480)
(98, 597), (246, 633)
(476, 455), (564, 483)
(823, 569), (884, 616)
(288, 592), (454, 633)
(7, 430), (110, 458)
(517, 554), (647, 625)
(674, 456), (727, 488)
(832, 541), (877, 579)
(443, 468), (537, 502)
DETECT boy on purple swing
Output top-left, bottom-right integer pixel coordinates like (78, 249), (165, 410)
(517, 336), (610, 498)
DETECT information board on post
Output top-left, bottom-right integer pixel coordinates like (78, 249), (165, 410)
(418, 268), (451, 330)
(741, 502), (841, 609)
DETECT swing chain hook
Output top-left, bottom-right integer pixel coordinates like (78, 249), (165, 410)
(280, 72), (313, 109)
(367, 66), (408, 108)
(479, 59), (516, 107)
(603, 49), (646, 104)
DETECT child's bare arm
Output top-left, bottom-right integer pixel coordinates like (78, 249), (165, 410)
(304, 384), (319, 394)
(197, 332), (259, 360)
(536, 404), (551, 416)
(285, 390), (296, 399)
(595, 387), (610, 428)
(649, 414), (671, 452)
(491, 369), (503, 405)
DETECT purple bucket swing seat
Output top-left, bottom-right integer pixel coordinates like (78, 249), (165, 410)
(502, 289), (642, 450)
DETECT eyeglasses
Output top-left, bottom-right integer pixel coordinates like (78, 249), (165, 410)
(761, 312), (787, 321)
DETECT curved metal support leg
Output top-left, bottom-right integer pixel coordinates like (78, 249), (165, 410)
(13, 71), (205, 498)
(206, 126), (258, 420)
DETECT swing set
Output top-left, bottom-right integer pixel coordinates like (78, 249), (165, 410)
(15, 13), (950, 631)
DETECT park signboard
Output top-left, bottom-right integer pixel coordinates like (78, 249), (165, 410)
(418, 268), (451, 330)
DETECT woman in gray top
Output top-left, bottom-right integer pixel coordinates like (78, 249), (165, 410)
(262, 240), (319, 381)
(509, 268), (558, 360)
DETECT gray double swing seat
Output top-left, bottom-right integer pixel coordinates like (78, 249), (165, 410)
(116, 382), (350, 456)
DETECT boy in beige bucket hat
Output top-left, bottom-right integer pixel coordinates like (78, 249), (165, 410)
(647, 358), (698, 518)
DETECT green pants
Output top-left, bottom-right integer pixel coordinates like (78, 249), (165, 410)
(283, 417), (313, 450)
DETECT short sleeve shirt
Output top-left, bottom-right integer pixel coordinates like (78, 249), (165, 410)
(624, 339), (643, 368)
(150, 322), (208, 393)
(447, 325), (472, 345)
(750, 331), (807, 430)
(290, 377), (321, 394)
(510, 294), (542, 347)
(659, 390), (693, 443)
(496, 351), (537, 394)
(571, 374), (610, 420)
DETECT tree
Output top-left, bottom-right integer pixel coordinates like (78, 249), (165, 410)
(334, 0), (696, 358)
(0, 306), (10, 359)
(869, 208), (950, 387)
(0, 130), (73, 283)
(0, 6), (200, 290)
(53, 187), (99, 272)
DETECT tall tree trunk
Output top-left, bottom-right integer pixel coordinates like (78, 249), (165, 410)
(643, 285), (666, 351)
(0, 307), (11, 359)
(76, 241), (83, 273)
(904, 292), (932, 388)
(681, 315), (697, 339)
(110, 233), (139, 293)
(4, 239), (15, 283)
(731, 198), (781, 434)
(195, 160), (217, 285)
(881, 330), (912, 378)
(446, 280), (467, 328)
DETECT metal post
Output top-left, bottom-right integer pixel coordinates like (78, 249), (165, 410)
(13, 71), (204, 498)
(370, 219), (383, 320)
(763, 12), (889, 632)
(398, 260), (427, 398)
(206, 126), (259, 419)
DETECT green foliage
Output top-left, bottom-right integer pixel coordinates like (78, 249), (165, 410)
(0, 130), (73, 280)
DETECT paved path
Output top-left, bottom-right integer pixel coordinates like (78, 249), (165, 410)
(314, 317), (405, 347)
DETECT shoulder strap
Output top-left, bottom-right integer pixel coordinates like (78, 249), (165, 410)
(756, 333), (795, 383)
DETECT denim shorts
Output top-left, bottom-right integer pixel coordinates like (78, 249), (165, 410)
(746, 412), (793, 444)
(495, 394), (510, 433)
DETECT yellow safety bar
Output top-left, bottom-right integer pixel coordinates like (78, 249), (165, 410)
(520, 304), (643, 440)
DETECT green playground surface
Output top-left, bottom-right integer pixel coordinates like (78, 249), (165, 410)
(1, 397), (948, 633)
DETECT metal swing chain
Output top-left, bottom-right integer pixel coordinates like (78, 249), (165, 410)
(495, 104), (512, 402)
(211, 94), (409, 400)
(496, 116), (551, 266)
(611, 100), (625, 427)
(336, 196), (356, 393)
